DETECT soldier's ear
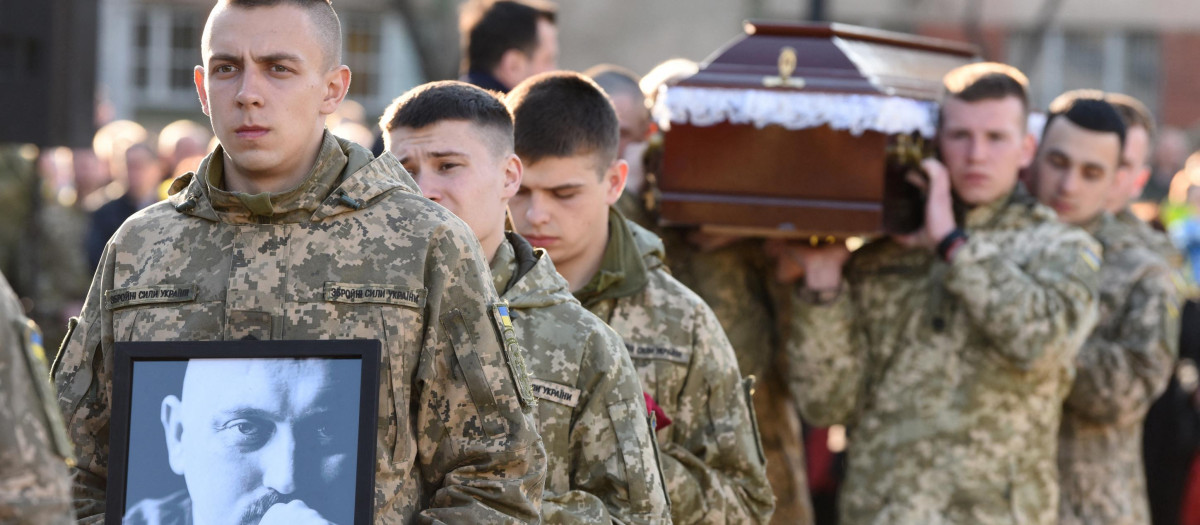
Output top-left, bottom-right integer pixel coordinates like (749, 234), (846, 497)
(495, 49), (529, 89)
(501, 153), (523, 200)
(194, 66), (210, 117)
(319, 65), (351, 116)
(1020, 131), (1037, 169)
(603, 159), (628, 206)
(161, 396), (186, 475)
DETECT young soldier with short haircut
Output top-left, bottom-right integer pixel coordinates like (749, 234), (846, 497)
(1104, 94), (1190, 285)
(381, 80), (669, 525)
(507, 71), (775, 524)
(53, 1), (544, 522)
(1029, 92), (1178, 525)
(780, 63), (1102, 524)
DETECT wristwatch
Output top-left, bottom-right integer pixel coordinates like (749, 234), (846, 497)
(936, 228), (969, 262)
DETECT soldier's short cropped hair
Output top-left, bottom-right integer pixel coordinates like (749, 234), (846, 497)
(941, 62), (1030, 120)
(208, 0), (342, 68)
(1043, 90), (1127, 157)
(379, 81), (513, 155)
(460, 0), (557, 75)
(507, 71), (620, 170)
(1105, 92), (1157, 143)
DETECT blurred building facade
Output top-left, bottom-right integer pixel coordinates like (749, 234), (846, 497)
(551, 0), (1200, 131)
(97, 0), (424, 129)
(93, 0), (1200, 132)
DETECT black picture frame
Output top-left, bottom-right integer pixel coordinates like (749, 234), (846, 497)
(107, 340), (381, 525)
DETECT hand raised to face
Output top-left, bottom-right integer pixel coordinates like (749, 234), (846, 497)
(259, 499), (335, 525)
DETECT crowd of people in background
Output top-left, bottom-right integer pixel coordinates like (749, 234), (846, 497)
(6, 0), (1200, 524)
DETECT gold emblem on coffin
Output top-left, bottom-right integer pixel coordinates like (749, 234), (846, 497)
(763, 46), (806, 88)
(886, 134), (927, 167)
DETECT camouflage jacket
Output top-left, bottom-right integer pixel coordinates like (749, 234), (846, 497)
(0, 145), (37, 288)
(492, 232), (670, 524)
(788, 188), (1101, 525)
(31, 200), (91, 349)
(52, 133), (546, 523)
(0, 272), (74, 524)
(577, 208), (775, 525)
(618, 138), (814, 523)
(1058, 212), (1178, 525)
(666, 238), (815, 525)
(1116, 208), (1196, 299)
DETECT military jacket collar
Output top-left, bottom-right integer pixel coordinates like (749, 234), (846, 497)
(167, 131), (416, 224)
(574, 207), (656, 307)
(1087, 210), (1146, 254)
(1081, 211), (1110, 236)
(493, 232), (575, 309)
(956, 183), (1047, 233)
(961, 183), (1041, 231)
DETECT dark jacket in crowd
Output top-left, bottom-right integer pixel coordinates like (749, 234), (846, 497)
(85, 194), (139, 271)
(461, 69), (510, 93)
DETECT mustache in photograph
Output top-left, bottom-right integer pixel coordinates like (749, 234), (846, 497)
(240, 490), (287, 525)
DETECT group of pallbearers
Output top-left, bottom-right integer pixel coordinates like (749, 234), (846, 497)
(4, 0), (1180, 524)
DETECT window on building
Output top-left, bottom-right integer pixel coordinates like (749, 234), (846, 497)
(119, 3), (419, 121)
(131, 5), (205, 108)
(342, 12), (382, 103)
(1008, 29), (1161, 117)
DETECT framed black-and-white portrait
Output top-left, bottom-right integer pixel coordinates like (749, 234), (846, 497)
(107, 340), (381, 525)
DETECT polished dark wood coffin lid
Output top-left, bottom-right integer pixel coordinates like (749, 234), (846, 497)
(657, 22), (977, 237)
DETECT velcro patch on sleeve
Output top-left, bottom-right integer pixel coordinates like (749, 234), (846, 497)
(105, 284), (197, 310)
(324, 282), (426, 308)
(625, 342), (692, 365)
(492, 303), (535, 408)
(529, 378), (581, 408)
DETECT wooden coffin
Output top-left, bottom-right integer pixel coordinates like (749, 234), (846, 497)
(654, 22), (977, 238)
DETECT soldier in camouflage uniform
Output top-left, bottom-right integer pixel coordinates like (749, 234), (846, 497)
(30, 149), (97, 352)
(0, 145), (38, 290)
(588, 65), (814, 524)
(507, 72), (775, 524)
(0, 271), (74, 523)
(665, 239), (815, 525)
(52, 2), (544, 523)
(1105, 93), (1194, 296)
(1106, 93), (1200, 525)
(382, 80), (670, 524)
(779, 63), (1102, 524)
(1028, 93), (1177, 525)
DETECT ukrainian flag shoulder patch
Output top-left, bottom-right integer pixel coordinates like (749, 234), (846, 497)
(1080, 247), (1101, 272)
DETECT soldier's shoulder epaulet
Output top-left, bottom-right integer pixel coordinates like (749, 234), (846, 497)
(1000, 198), (1057, 229)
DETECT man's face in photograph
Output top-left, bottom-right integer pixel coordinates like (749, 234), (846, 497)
(161, 358), (357, 525)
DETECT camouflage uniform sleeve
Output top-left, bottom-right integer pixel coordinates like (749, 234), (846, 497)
(0, 276), (74, 524)
(51, 241), (116, 524)
(659, 303), (774, 524)
(942, 233), (1101, 369)
(545, 327), (670, 525)
(414, 222), (546, 523)
(542, 491), (614, 523)
(785, 289), (865, 427)
(1065, 264), (1179, 424)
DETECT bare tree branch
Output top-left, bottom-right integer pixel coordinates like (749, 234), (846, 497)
(963, 0), (991, 59)
(392, 0), (460, 82)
